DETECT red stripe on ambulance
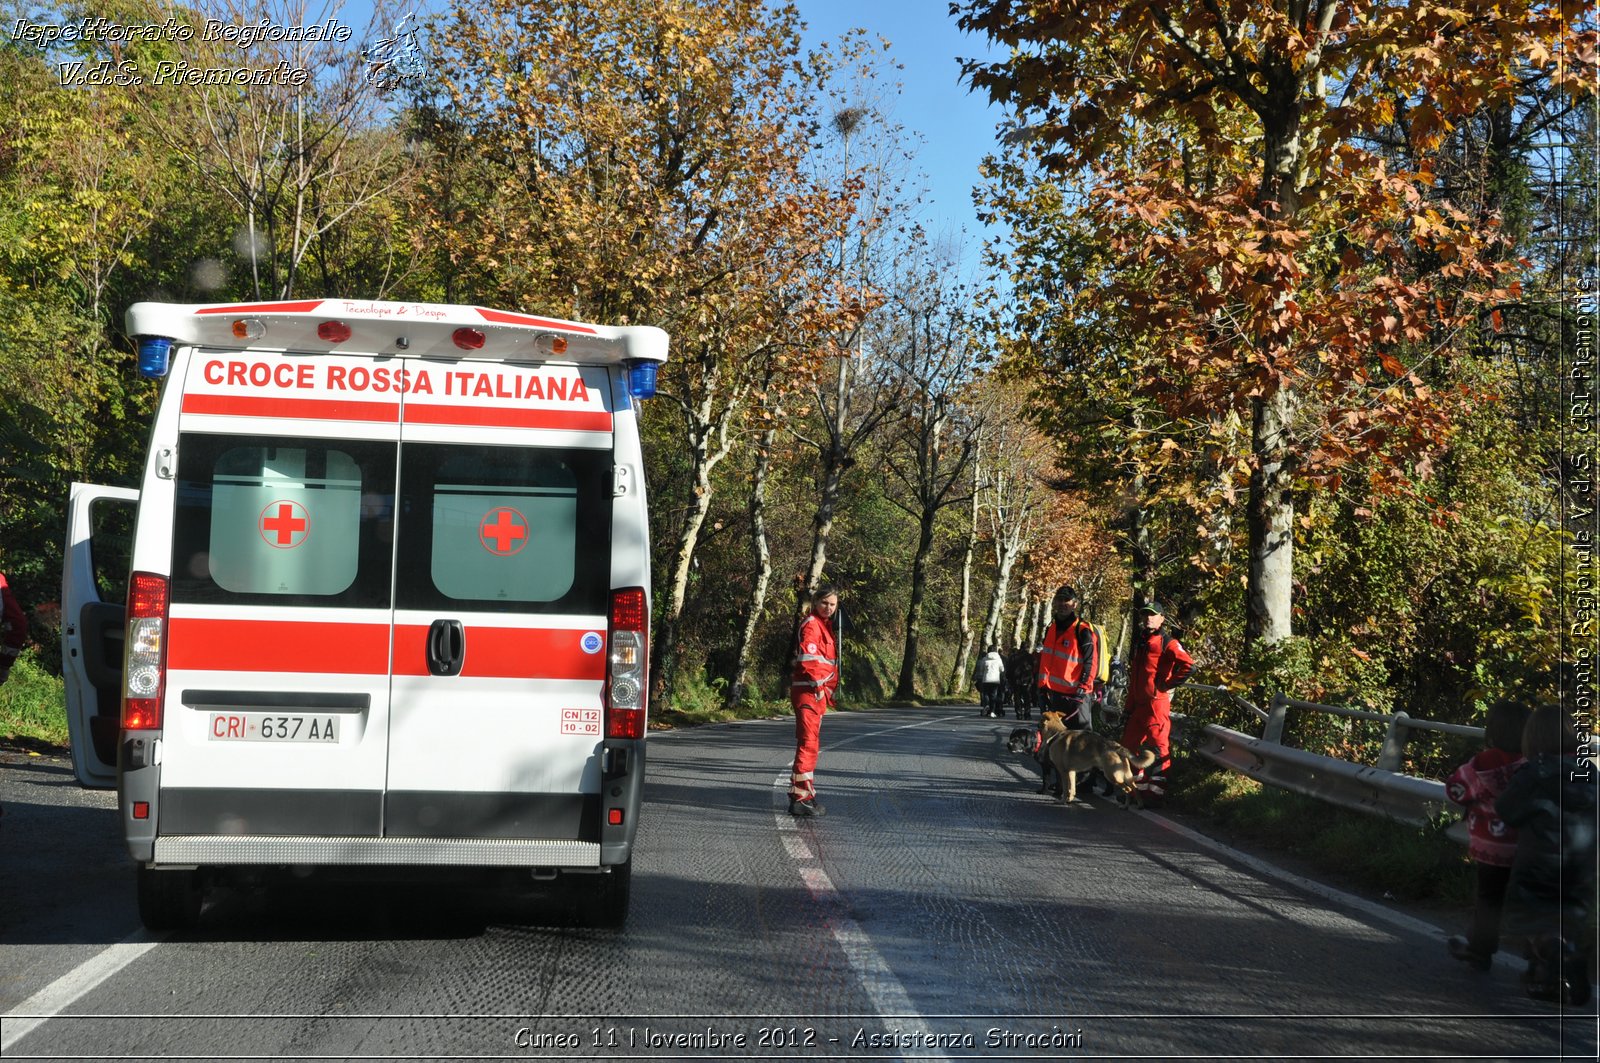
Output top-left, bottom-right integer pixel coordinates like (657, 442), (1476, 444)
(403, 405), (612, 432)
(169, 619), (391, 673)
(181, 393), (401, 423)
(392, 625), (606, 680)
(195, 300), (326, 314)
(475, 307), (598, 333)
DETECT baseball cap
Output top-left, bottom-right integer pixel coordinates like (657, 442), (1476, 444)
(1140, 600), (1166, 615)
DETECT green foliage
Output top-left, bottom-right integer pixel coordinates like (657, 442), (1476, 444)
(0, 652), (68, 747)
(653, 667), (745, 729)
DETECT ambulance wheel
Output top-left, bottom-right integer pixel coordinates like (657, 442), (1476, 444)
(136, 865), (203, 931)
(580, 860), (631, 929)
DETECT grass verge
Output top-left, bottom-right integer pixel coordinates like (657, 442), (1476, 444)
(1167, 760), (1473, 907)
(0, 652), (69, 747)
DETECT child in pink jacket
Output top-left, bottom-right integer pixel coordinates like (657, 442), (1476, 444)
(1443, 700), (1530, 970)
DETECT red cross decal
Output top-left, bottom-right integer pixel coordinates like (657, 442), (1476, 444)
(479, 507), (529, 555)
(259, 501), (309, 548)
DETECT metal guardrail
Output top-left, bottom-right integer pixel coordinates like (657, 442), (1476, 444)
(1172, 686), (1477, 843)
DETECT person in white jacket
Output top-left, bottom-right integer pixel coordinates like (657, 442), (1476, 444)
(975, 646), (1006, 718)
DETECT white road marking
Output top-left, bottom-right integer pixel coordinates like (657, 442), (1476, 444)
(1, 931), (161, 1052)
(771, 713), (968, 1057)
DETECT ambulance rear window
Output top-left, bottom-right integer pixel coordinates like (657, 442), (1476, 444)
(396, 443), (610, 615)
(171, 435), (395, 607)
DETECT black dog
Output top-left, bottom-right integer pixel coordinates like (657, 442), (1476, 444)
(1007, 726), (1061, 796)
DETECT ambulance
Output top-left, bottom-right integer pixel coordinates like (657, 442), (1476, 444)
(62, 299), (666, 929)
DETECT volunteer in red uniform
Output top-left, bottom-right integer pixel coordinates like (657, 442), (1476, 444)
(788, 585), (840, 818)
(0, 570), (26, 685)
(1035, 585), (1097, 731)
(1121, 600), (1193, 807)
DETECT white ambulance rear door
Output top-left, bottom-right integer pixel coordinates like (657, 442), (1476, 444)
(61, 482), (140, 788)
(386, 360), (614, 842)
(153, 348), (402, 839)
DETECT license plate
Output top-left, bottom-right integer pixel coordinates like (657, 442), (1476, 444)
(209, 713), (340, 742)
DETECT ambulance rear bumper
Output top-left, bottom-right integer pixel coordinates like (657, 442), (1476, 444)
(151, 836), (601, 867)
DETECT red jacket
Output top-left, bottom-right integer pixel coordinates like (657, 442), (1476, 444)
(1446, 748), (1523, 867)
(1126, 628), (1193, 715)
(791, 613), (838, 702)
(0, 573), (25, 661)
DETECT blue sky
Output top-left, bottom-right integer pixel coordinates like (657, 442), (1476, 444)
(796, 0), (1008, 254)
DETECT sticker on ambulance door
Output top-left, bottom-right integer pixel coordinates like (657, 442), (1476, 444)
(259, 500), (310, 548)
(560, 708), (601, 735)
(478, 506), (529, 556)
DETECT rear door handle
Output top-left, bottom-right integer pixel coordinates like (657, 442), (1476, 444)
(427, 619), (464, 677)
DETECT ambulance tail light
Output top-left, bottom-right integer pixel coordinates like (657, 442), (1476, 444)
(123, 572), (169, 731)
(317, 321), (352, 343)
(606, 588), (648, 740)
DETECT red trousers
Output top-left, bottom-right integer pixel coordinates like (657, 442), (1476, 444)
(1121, 701), (1172, 802)
(789, 693), (826, 800)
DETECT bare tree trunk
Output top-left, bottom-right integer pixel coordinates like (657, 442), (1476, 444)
(947, 454), (980, 694)
(783, 445), (848, 691)
(651, 390), (740, 704)
(1245, 386), (1297, 646)
(1122, 455), (1160, 657)
(1242, 112), (1305, 650)
(727, 424), (776, 708)
(1030, 592), (1050, 648)
(1010, 582), (1032, 650)
(979, 540), (1021, 651)
(802, 353), (853, 594)
(894, 510), (938, 699)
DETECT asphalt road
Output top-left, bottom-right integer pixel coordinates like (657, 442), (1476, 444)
(2, 705), (1594, 1061)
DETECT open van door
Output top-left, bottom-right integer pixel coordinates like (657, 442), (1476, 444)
(62, 482), (139, 788)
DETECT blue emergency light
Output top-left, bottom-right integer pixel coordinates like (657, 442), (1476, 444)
(626, 359), (658, 400)
(137, 336), (172, 379)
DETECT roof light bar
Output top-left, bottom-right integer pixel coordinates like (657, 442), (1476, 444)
(534, 333), (569, 357)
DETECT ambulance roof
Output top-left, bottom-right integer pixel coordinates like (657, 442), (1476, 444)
(126, 299), (668, 365)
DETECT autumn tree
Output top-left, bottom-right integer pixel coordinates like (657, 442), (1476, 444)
(971, 396), (1056, 656)
(133, 0), (419, 299)
(955, 0), (1595, 658)
(975, 136), (1251, 668)
(432, 0), (854, 702)
(877, 245), (983, 699)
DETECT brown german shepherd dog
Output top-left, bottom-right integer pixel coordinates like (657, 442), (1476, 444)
(1008, 713), (1157, 807)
